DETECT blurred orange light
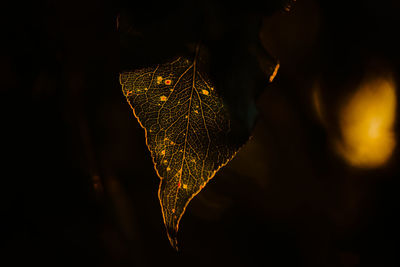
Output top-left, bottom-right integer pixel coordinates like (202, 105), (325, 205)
(336, 75), (397, 168)
(312, 84), (325, 124)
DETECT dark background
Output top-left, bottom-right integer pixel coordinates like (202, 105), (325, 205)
(2, 0), (400, 266)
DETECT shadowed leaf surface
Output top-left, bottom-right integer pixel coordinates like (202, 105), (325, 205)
(120, 47), (245, 249)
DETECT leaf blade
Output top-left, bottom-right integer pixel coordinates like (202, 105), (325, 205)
(120, 51), (242, 250)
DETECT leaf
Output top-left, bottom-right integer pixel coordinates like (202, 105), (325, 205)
(118, 0), (284, 250)
(120, 46), (245, 249)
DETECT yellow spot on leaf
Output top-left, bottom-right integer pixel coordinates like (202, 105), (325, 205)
(160, 96), (167, 101)
(202, 89), (209, 95)
(165, 79), (172, 85)
(182, 184), (188, 189)
(167, 167), (171, 171)
(161, 150), (165, 155)
(157, 76), (163, 84)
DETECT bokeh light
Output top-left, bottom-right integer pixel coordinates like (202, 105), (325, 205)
(336, 75), (397, 168)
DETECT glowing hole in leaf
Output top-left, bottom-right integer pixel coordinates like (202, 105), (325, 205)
(202, 89), (209, 95)
(336, 75), (397, 168)
(160, 96), (167, 101)
(165, 79), (172, 85)
(161, 150), (165, 155)
(157, 76), (163, 84)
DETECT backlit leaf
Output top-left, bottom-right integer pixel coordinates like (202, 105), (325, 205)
(120, 46), (245, 249)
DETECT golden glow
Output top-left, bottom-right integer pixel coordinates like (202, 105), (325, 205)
(201, 89), (209, 95)
(160, 96), (167, 101)
(336, 76), (397, 168)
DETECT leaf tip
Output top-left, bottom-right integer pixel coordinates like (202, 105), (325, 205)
(166, 227), (179, 251)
